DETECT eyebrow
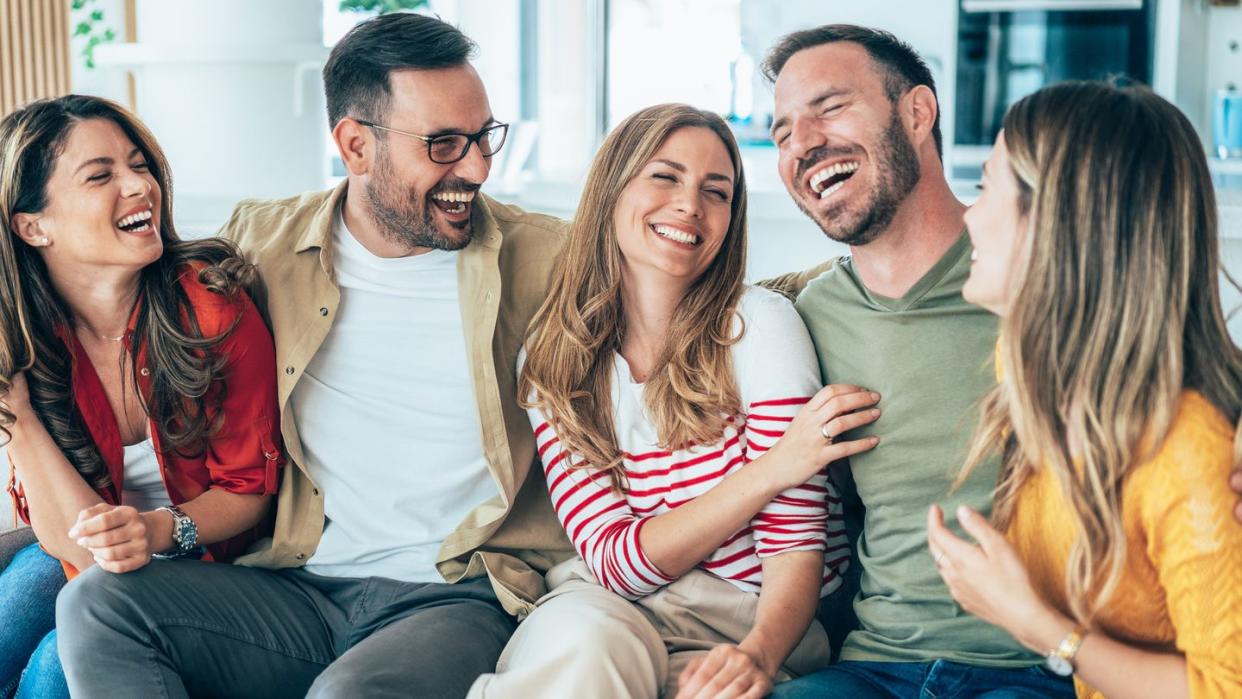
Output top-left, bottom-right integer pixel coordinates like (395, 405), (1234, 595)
(424, 116), (498, 139)
(651, 159), (733, 185)
(74, 147), (143, 175)
(770, 88), (851, 138)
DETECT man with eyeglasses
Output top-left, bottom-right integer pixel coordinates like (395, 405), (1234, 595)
(56, 13), (574, 699)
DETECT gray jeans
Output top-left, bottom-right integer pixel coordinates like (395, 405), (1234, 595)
(55, 559), (516, 699)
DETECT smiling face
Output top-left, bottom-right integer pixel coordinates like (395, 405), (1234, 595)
(963, 131), (1029, 315)
(612, 126), (736, 288)
(29, 117), (163, 272)
(772, 41), (921, 246)
(364, 64), (496, 251)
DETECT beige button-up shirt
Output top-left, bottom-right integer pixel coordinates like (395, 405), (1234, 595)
(221, 182), (575, 617)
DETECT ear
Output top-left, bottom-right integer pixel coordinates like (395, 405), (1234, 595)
(904, 85), (939, 153)
(10, 213), (47, 247)
(333, 118), (375, 177)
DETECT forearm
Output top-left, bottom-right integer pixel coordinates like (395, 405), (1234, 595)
(638, 460), (785, 577)
(8, 416), (105, 569)
(738, 550), (822, 677)
(143, 489), (272, 554)
(1013, 608), (1188, 699)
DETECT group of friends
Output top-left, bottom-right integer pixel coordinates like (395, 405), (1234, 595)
(1, 12), (1240, 699)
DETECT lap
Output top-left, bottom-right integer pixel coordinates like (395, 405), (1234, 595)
(0, 543), (66, 686)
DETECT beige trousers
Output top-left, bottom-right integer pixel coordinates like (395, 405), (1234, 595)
(468, 558), (831, 699)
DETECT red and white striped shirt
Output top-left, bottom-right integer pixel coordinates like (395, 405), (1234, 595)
(525, 288), (849, 600)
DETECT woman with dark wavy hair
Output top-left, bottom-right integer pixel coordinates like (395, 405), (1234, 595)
(0, 95), (284, 698)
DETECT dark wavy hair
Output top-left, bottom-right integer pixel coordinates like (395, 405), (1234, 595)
(0, 95), (263, 490)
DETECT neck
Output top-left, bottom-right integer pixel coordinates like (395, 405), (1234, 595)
(342, 177), (430, 258)
(849, 168), (966, 299)
(48, 263), (143, 341)
(619, 268), (689, 379)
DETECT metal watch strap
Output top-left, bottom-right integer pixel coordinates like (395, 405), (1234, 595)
(1045, 625), (1087, 677)
(159, 505), (198, 555)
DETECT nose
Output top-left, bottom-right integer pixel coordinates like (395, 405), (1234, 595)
(120, 167), (152, 199)
(673, 183), (704, 220)
(450, 140), (491, 185)
(787, 115), (827, 160)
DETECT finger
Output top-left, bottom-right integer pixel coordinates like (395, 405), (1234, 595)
(821, 435), (880, 462)
(817, 391), (882, 422)
(1231, 471), (1242, 493)
(68, 503), (115, 537)
(682, 652), (725, 698)
(87, 538), (149, 562)
(926, 505), (984, 567)
(96, 553), (150, 574)
(821, 407), (881, 439)
(807, 384), (866, 411)
(77, 520), (145, 550)
(1235, 500), (1242, 526)
(676, 658), (705, 698)
(955, 505), (1005, 554)
(71, 506), (136, 538)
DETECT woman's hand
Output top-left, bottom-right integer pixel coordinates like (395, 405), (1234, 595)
(926, 504), (1060, 644)
(68, 503), (167, 573)
(676, 644), (772, 699)
(765, 384), (881, 491)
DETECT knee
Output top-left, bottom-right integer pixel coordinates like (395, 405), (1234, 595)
(518, 592), (664, 672)
(55, 566), (139, 657)
(305, 666), (352, 699)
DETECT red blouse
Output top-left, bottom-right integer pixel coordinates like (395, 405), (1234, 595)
(7, 264), (285, 569)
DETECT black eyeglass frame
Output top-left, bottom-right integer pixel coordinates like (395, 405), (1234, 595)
(353, 118), (510, 164)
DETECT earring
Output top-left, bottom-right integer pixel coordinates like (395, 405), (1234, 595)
(37, 236), (49, 246)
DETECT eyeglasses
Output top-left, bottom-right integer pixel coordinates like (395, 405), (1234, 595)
(354, 119), (509, 165)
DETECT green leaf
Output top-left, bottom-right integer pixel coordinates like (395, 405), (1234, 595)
(103, 29), (116, 41)
(74, 22), (91, 36)
(90, 9), (103, 21)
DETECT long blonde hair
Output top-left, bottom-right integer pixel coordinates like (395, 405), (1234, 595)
(519, 104), (748, 491)
(960, 82), (1242, 624)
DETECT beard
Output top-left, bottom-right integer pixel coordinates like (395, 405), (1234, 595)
(365, 146), (476, 252)
(794, 109), (922, 247)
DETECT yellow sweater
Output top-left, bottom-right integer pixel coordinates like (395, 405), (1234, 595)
(1006, 391), (1242, 698)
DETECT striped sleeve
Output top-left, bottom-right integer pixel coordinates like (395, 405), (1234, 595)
(734, 288), (846, 575)
(531, 418), (676, 599)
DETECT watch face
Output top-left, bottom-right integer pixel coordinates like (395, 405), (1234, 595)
(1045, 655), (1073, 677)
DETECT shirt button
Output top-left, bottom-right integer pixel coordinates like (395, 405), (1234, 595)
(285, 366), (295, 375)
(295, 553), (305, 560)
(139, 367), (150, 376)
(485, 292), (493, 302)
(319, 307), (329, 316)
(312, 488), (320, 496)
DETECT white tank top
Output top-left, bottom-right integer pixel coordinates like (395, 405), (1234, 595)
(119, 439), (172, 513)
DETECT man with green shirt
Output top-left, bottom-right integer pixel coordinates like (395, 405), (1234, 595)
(761, 25), (1074, 697)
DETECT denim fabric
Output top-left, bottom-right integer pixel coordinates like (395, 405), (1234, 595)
(0, 543), (68, 699)
(772, 659), (1076, 699)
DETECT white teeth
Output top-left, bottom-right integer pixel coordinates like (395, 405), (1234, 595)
(652, 224), (699, 245)
(818, 180), (846, 200)
(116, 209), (153, 228)
(809, 161), (860, 192)
(431, 191), (476, 203)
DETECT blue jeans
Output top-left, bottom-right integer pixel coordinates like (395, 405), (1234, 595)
(772, 659), (1075, 699)
(0, 543), (69, 699)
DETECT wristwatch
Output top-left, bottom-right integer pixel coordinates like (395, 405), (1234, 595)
(158, 505), (199, 556)
(1044, 625), (1087, 676)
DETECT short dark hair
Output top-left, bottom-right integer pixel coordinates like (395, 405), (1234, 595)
(762, 24), (942, 158)
(322, 13), (477, 128)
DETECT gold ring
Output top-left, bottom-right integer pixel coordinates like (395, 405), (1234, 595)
(820, 423), (833, 442)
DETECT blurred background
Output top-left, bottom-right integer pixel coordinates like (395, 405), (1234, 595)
(0, 0), (1239, 321)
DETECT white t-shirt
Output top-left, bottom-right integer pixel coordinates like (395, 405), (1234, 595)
(292, 210), (495, 582)
(119, 438), (171, 513)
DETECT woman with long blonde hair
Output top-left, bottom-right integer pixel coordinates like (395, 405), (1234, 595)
(468, 104), (881, 699)
(927, 81), (1242, 698)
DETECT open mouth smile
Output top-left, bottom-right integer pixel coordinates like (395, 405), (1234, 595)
(430, 190), (476, 215)
(115, 207), (154, 234)
(806, 160), (860, 201)
(651, 223), (701, 246)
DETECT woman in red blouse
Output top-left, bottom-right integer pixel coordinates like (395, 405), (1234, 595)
(0, 95), (283, 699)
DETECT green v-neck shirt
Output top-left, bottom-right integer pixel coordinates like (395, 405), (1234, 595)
(794, 233), (1037, 666)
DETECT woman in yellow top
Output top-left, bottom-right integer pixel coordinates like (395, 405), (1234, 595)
(926, 80), (1242, 698)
